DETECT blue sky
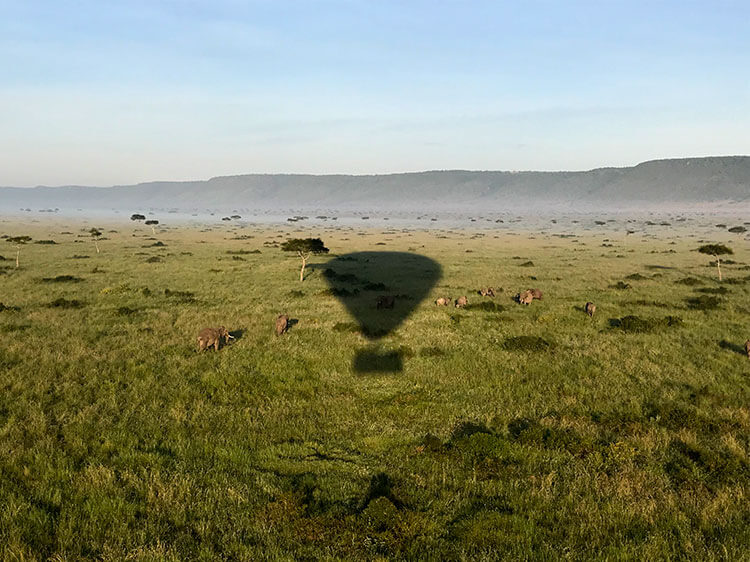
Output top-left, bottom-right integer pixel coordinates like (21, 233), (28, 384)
(1, 0), (748, 186)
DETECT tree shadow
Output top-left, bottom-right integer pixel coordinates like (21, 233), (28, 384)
(324, 252), (442, 373)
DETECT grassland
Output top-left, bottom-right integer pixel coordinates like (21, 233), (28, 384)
(1, 217), (749, 560)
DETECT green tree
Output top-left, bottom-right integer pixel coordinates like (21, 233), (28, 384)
(7, 236), (31, 268)
(145, 219), (159, 235)
(89, 228), (103, 253)
(281, 238), (329, 281)
(698, 244), (733, 281)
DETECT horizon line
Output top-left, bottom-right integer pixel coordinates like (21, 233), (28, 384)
(4, 154), (748, 190)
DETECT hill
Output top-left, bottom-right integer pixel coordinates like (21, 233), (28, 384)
(2, 156), (749, 213)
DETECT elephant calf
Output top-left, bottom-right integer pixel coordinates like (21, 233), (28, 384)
(455, 296), (468, 308)
(585, 302), (596, 317)
(517, 290), (534, 305)
(276, 314), (290, 336)
(197, 326), (233, 351)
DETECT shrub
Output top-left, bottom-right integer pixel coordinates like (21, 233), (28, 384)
(48, 298), (85, 309)
(609, 315), (683, 332)
(685, 295), (721, 310)
(41, 275), (83, 283)
(502, 336), (551, 352)
(675, 277), (703, 286)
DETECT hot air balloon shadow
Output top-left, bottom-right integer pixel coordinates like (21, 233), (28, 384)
(322, 251), (442, 373)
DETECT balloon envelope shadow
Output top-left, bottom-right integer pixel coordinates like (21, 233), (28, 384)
(323, 251), (442, 373)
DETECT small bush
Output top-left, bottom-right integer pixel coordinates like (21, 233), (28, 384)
(116, 306), (139, 316)
(48, 298), (85, 309)
(145, 256), (163, 263)
(727, 226), (747, 233)
(685, 295), (721, 310)
(624, 273), (649, 280)
(696, 287), (729, 295)
(318, 287), (359, 297)
(518, 261), (534, 267)
(609, 315), (683, 332)
(502, 336), (551, 352)
(41, 275), (83, 283)
(323, 268), (360, 283)
(34, 239), (56, 244)
(0, 303), (20, 312)
(288, 290), (305, 298)
(609, 281), (632, 290)
(675, 277), (703, 286)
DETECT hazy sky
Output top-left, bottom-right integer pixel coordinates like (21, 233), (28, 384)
(1, 1), (748, 186)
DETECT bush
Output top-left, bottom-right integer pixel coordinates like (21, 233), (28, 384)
(41, 275), (83, 283)
(48, 298), (85, 309)
(609, 315), (683, 333)
(502, 336), (551, 352)
(685, 295), (721, 310)
(675, 277), (703, 286)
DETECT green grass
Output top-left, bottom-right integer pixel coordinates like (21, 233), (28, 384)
(0, 221), (749, 560)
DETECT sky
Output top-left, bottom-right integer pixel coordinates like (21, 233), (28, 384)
(1, 0), (748, 186)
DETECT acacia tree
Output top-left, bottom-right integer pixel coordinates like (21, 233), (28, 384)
(7, 236), (31, 268)
(145, 219), (159, 235)
(89, 228), (102, 253)
(281, 238), (329, 282)
(698, 244), (733, 281)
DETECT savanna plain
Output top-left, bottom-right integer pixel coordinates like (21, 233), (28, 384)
(1, 216), (749, 561)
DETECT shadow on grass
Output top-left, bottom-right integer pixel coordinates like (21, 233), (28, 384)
(353, 346), (404, 374)
(323, 252), (442, 373)
(718, 340), (746, 356)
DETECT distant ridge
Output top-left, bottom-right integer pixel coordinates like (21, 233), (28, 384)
(2, 156), (749, 213)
